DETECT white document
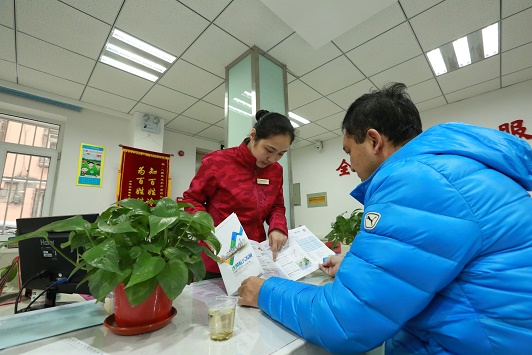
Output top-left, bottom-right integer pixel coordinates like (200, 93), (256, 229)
(215, 213), (264, 296)
(20, 337), (109, 355)
(251, 225), (335, 281)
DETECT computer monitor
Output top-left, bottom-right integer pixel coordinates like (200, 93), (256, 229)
(16, 213), (99, 310)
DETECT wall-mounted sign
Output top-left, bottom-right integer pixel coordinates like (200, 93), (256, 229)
(336, 158), (351, 176)
(77, 143), (105, 187)
(307, 192), (327, 208)
(499, 119), (532, 140)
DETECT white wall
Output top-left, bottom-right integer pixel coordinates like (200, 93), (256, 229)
(292, 138), (363, 239)
(163, 130), (220, 198)
(292, 80), (532, 238)
(0, 90), (221, 217)
(0, 91), (132, 215)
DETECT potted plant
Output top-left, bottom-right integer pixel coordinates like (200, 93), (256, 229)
(325, 208), (364, 254)
(0, 197), (221, 329)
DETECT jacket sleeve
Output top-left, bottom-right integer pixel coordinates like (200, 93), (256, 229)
(182, 156), (217, 214)
(258, 161), (483, 354)
(266, 171), (288, 236)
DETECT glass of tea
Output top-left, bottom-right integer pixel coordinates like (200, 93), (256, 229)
(207, 296), (237, 341)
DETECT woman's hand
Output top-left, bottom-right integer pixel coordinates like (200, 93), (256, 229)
(268, 229), (288, 261)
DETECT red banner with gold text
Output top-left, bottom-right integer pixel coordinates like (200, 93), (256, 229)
(116, 146), (171, 205)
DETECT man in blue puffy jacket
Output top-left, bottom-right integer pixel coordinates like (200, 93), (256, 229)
(238, 83), (532, 354)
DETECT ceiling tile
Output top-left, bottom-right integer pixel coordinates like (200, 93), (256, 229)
(202, 83), (225, 107)
(327, 79), (375, 109)
(445, 78), (500, 103)
(346, 23), (421, 76)
(181, 25), (248, 77)
(0, 0), (14, 28)
(410, 0), (499, 51)
(502, 66), (532, 87)
(333, 2), (405, 52)
(60, 0), (123, 25)
(437, 55), (500, 93)
(158, 60), (224, 99)
(116, 0), (209, 58)
(399, 0), (443, 18)
(214, 0), (293, 51)
(294, 98), (342, 122)
(296, 123), (328, 140)
(0, 26), (15, 62)
(215, 118), (226, 128)
(17, 34), (95, 83)
(502, 42), (532, 75)
(502, 0), (532, 18)
(291, 138), (313, 150)
(299, 56), (364, 96)
(315, 112), (345, 131)
(82, 87), (137, 113)
(196, 125), (225, 142)
(88, 62), (153, 100)
(131, 103), (178, 121)
(16, 0), (111, 59)
(417, 96), (447, 112)
(181, 100), (224, 124)
(370, 55), (433, 89)
(501, 7), (532, 51)
(178, 0), (232, 21)
(165, 115), (210, 135)
(0, 59), (16, 83)
(267, 33), (342, 77)
(18, 66), (84, 100)
(287, 72), (296, 82)
(310, 131), (340, 143)
(288, 80), (322, 110)
(142, 84), (198, 114)
(408, 79), (443, 104)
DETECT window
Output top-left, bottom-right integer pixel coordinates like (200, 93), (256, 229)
(0, 114), (60, 241)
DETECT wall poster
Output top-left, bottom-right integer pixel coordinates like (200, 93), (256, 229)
(77, 143), (105, 187)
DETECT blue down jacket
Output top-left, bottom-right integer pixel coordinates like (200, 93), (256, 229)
(258, 123), (532, 354)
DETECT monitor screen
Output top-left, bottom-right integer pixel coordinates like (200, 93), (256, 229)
(16, 214), (99, 300)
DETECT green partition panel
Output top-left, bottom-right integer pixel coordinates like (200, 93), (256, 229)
(225, 48), (293, 228)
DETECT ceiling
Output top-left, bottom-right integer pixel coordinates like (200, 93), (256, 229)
(0, 0), (531, 150)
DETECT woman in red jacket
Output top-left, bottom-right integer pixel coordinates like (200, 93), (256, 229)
(182, 110), (296, 279)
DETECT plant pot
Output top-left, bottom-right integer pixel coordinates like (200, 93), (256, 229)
(325, 241), (342, 255)
(113, 283), (173, 328)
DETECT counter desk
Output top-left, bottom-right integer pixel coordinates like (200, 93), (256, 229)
(0, 271), (384, 355)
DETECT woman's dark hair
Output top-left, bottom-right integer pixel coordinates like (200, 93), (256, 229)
(341, 82), (422, 146)
(253, 110), (295, 144)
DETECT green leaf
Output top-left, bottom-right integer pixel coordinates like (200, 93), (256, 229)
(189, 211), (215, 235)
(186, 259), (206, 282)
(126, 252), (165, 288)
(125, 277), (159, 306)
(82, 239), (122, 273)
(152, 197), (180, 217)
(129, 246), (142, 259)
(157, 259), (188, 300)
(148, 215), (179, 238)
(88, 268), (130, 302)
(162, 246), (187, 261)
(117, 198), (150, 212)
(97, 219), (137, 234)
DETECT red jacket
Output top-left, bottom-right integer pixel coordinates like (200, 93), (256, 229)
(182, 139), (288, 273)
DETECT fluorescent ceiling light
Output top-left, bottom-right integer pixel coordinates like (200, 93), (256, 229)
(482, 23), (499, 58)
(228, 105), (252, 117)
(453, 37), (471, 67)
(100, 56), (158, 82)
(233, 98), (252, 109)
(105, 43), (166, 73)
(426, 48), (447, 76)
(290, 121), (300, 128)
(111, 29), (176, 63)
(242, 91), (253, 99)
(288, 112), (310, 125)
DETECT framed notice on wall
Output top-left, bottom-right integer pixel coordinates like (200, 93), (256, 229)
(77, 143), (105, 187)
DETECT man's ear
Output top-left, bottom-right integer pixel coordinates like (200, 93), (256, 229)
(366, 129), (384, 153)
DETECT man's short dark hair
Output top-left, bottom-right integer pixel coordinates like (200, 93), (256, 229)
(341, 82), (423, 146)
